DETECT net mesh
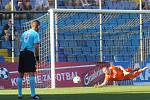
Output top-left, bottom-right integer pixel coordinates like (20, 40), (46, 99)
(22, 10), (150, 87)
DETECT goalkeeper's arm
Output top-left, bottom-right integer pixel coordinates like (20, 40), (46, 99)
(99, 76), (109, 87)
(95, 76), (109, 88)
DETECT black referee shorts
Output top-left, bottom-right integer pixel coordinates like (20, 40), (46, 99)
(18, 49), (36, 73)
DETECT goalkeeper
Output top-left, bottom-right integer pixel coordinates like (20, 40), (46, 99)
(95, 65), (148, 88)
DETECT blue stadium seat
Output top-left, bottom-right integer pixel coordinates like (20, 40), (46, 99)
(64, 34), (74, 39)
(74, 33), (83, 39)
(91, 47), (99, 54)
(0, 56), (5, 62)
(76, 55), (87, 62)
(66, 6), (74, 9)
(67, 55), (77, 62)
(63, 48), (73, 55)
(74, 6), (83, 9)
(58, 6), (66, 9)
(86, 40), (96, 47)
(129, 2), (137, 9)
(86, 55), (96, 61)
(105, 1), (113, 9)
(91, 6), (99, 9)
(72, 48), (83, 55)
(58, 40), (69, 47)
(59, 54), (67, 62)
(58, 34), (65, 39)
(68, 40), (77, 47)
(57, 0), (65, 6)
(76, 40), (87, 47)
(2, 40), (11, 50)
(82, 47), (92, 55)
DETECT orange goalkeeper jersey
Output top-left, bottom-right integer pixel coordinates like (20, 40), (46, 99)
(106, 67), (142, 81)
(106, 66), (124, 81)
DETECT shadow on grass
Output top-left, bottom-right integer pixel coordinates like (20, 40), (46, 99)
(0, 93), (150, 100)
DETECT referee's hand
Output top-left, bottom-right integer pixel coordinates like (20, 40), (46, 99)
(35, 56), (40, 65)
(36, 56), (39, 61)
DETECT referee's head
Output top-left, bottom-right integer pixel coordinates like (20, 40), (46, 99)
(31, 20), (40, 32)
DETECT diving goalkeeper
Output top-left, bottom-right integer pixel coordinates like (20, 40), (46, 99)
(95, 65), (148, 88)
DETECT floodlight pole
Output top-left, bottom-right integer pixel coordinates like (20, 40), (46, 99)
(11, 0), (15, 62)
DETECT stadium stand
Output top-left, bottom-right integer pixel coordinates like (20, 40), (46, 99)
(0, 0), (150, 64)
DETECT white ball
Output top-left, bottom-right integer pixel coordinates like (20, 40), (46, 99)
(73, 76), (81, 83)
(2, 71), (6, 75)
(0, 67), (9, 80)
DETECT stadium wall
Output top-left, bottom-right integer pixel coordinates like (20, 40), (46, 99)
(0, 62), (109, 89)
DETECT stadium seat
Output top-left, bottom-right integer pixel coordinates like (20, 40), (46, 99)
(66, 6), (74, 9)
(76, 40), (87, 47)
(76, 55), (87, 62)
(63, 47), (73, 55)
(72, 48), (83, 55)
(5, 57), (19, 62)
(82, 47), (92, 55)
(1, 0), (150, 64)
(68, 40), (77, 47)
(67, 55), (77, 62)
(0, 56), (5, 62)
(0, 49), (8, 57)
(58, 40), (69, 47)
(64, 34), (74, 39)
(74, 6), (83, 9)
(86, 54), (96, 62)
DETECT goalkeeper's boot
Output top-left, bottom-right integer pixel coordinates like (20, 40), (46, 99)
(137, 67), (148, 72)
(142, 67), (148, 71)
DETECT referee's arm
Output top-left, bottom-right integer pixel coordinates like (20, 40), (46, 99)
(35, 43), (39, 62)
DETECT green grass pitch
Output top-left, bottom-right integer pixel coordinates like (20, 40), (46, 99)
(0, 86), (150, 100)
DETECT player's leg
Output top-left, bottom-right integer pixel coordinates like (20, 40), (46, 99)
(124, 67), (148, 80)
(18, 50), (25, 99)
(96, 75), (110, 88)
(136, 66), (148, 73)
(22, 50), (40, 99)
(126, 66), (143, 72)
(29, 72), (40, 99)
(141, 67), (148, 71)
(18, 72), (24, 99)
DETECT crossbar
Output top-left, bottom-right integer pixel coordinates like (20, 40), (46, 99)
(50, 9), (150, 14)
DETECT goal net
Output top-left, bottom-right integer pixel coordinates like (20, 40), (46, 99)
(22, 9), (150, 88)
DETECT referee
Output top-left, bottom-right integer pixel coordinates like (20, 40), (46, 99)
(18, 20), (40, 99)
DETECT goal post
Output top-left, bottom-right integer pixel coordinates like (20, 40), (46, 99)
(49, 9), (55, 89)
(48, 9), (150, 88)
(21, 9), (150, 88)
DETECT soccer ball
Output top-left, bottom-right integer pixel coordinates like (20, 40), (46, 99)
(0, 67), (9, 80)
(73, 76), (81, 83)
